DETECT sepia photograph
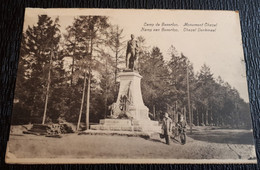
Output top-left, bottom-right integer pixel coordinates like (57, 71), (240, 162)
(5, 8), (256, 164)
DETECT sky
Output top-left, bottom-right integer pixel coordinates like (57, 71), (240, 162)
(23, 9), (249, 102)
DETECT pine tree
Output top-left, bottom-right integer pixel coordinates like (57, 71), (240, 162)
(64, 16), (109, 129)
(14, 15), (61, 124)
(167, 47), (192, 121)
(106, 25), (125, 83)
(12, 34), (31, 124)
(196, 64), (215, 125)
(139, 47), (169, 120)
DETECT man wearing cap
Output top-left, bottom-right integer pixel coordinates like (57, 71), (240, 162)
(162, 112), (172, 145)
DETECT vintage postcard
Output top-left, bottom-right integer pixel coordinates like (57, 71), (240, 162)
(5, 8), (256, 164)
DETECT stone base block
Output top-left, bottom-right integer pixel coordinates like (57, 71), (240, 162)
(133, 126), (142, 131)
(132, 120), (159, 126)
(91, 124), (136, 131)
(100, 119), (132, 125)
(90, 118), (161, 133)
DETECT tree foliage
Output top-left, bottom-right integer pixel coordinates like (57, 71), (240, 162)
(13, 15), (61, 124)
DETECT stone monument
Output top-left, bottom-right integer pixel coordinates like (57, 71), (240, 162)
(90, 34), (160, 134)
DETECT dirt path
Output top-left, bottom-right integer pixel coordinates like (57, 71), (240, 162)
(7, 127), (256, 160)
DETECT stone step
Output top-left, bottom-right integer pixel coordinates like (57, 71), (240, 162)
(132, 120), (159, 126)
(99, 119), (159, 126)
(79, 130), (152, 139)
(91, 124), (161, 133)
(91, 125), (136, 131)
(99, 119), (132, 125)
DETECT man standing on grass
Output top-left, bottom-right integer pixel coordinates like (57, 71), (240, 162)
(162, 113), (172, 145)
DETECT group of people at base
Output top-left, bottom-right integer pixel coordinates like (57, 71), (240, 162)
(161, 112), (187, 145)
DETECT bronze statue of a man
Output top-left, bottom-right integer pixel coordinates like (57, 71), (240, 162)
(126, 34), (138, 70)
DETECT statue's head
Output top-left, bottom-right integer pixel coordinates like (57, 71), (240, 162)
(164, 112), (169, 118)
(130, 34), (135, 40)
(180, 114), (184, 122)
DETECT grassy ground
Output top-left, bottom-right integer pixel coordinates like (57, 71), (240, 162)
(6, 126), (256, 161)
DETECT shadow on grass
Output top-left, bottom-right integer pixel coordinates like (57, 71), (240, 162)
(171, 137), (183, 144)
(147, 138), (165, 144)
(145, 134), (183, 145)
(188, 127), (254, 145)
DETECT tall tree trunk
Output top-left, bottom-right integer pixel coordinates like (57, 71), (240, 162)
(77, 71), (87, 131)
(205, 105), (209, 126)
(186, 67), (192, 133)
(153, 104), (155, 120)
(104, 90), (107, 118)
(196, 108), (199, 126)
(115, 25), (119, 83)
(201, 110), (204, 125)
(115, 50), (118, 84)
(71, 44), (76, 86)
(191, 106), (193, 126)
(175, 101), (179, 122)
(85, 35), (93, 130)
(114, 50), (118, 102)
(86, 70), (91, 130)
(104, 56), (108, 118)
(210, 106), (213, 125)
(71, 56), (75, 86)
(42, 49), (53, 124)
(175, 100), (178, 122)
(183, 107), (186, 121)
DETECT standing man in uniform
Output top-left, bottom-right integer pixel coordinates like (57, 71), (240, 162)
(126, 34), (138, 70)
(162, 112), (172, 145)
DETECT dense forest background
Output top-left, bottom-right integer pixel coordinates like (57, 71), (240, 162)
(12, 15), (252, 129)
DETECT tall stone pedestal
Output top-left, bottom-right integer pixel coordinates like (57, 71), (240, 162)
(90, 71), (160, 134)
(112, 71), (150, 120)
